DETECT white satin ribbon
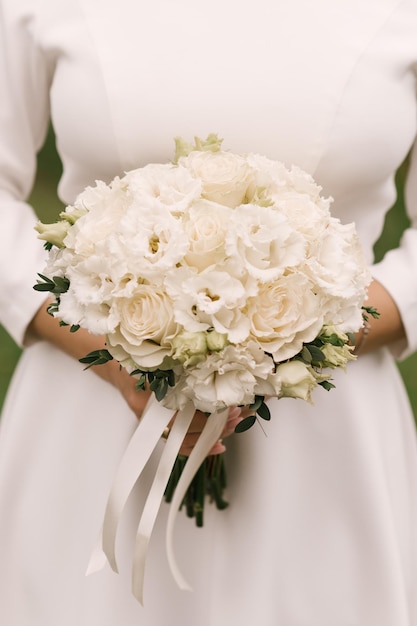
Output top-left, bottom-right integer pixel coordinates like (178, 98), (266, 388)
(165, 408), (229, 590)
(131, 400), (195, 603)
(86, 396), (228, 605)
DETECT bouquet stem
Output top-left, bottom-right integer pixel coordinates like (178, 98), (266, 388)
(164, 454), (228, 527)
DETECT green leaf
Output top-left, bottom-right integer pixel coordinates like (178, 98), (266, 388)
(300, 346), (312, 363)
(346, 332), (356, 345)
(362, 305), (380, 320)
(325, 333), (345, 347)
(256, 401), (271, 421)
(33, 273), (70, 295)
(305, 345), (325, 362)
(249, 396), (263, 411)
(79, 349), (113, 369)
(135, 374), (147, 391)
(318, 380), (336, 391)
(52, 276), (70, 294)
(69, 324), (80, 333)
(150, 376), (169, 401)
(235, 415), (257, 433)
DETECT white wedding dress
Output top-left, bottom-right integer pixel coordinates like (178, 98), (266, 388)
(1, 0), (417, 624)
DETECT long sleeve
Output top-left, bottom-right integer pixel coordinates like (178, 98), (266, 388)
(372, 135), (417, 360)
(0, 0), (52, 345)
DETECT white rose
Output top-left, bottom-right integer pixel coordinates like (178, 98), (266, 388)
(180, 150), (253, 207)
(276, 361), (318, 402)
(247, 273), (323, 361)
(183, 199), (231, 270)
(106, 287), (178, 370)
(225, 204), (305, 282)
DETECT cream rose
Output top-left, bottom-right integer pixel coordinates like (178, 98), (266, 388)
(180, 150), (253, 207)
(276, 361), (318, 402)
(246, 273), (323, 361)
(183, 199), (230, 270)
(106, 287), (177, 370)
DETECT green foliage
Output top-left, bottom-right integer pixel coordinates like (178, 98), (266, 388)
(33, 273), (70, 295)
(79, 349), (114, 369)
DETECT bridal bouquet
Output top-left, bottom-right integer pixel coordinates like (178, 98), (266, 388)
(34, 134), (372, 601)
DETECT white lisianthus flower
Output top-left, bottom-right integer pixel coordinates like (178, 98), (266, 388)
(181, 341), (274, 413)
(269, 191), (331, 237)
(166, 268), (250, 343)
(306, 218), (370, 300)
(57, 290), (119, 335)
(246, 153), (293, 192)
(65, 179), (130, 257)
(124, 163), (201, 215)
(112, 203), (189, 282)
(225, 204), (306, 282)
(275, 360), (318, 402)
(106, 287), (178, 370)
(183, 199), (231, 271)
(246, 273), (323, 361)
(180, 150), (253, 207)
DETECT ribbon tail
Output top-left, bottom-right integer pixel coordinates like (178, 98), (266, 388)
(131, 401), (196, 604)
(165, 410), (229, 591)
(86, 396), (173, 575)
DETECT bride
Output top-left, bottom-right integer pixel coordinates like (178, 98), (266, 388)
(0, 1), (416, 624)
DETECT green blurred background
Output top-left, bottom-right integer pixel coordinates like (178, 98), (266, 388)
(0, 129), (417, 415)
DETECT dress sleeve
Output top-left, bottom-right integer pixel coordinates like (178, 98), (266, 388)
(0, 1), (52, 346)
(372, 134), (417, 360)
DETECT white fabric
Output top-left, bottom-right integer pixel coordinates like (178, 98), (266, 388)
(1, 0), (417, 624)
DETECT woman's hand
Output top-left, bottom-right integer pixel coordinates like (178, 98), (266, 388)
(173, 406), (243, 457)
(25, 298), (152, 419)
(354, 279), (406, 355)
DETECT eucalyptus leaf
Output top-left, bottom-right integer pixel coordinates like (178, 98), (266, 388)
(249, 396), (263, 411)
(235, 415), (257, 433)
(256, 402), (271, 421)
(301, 346), (312, 363)
(306, 345), (325, 362)
(319, 380), (336, 391)
(79, 349), (113, 369)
